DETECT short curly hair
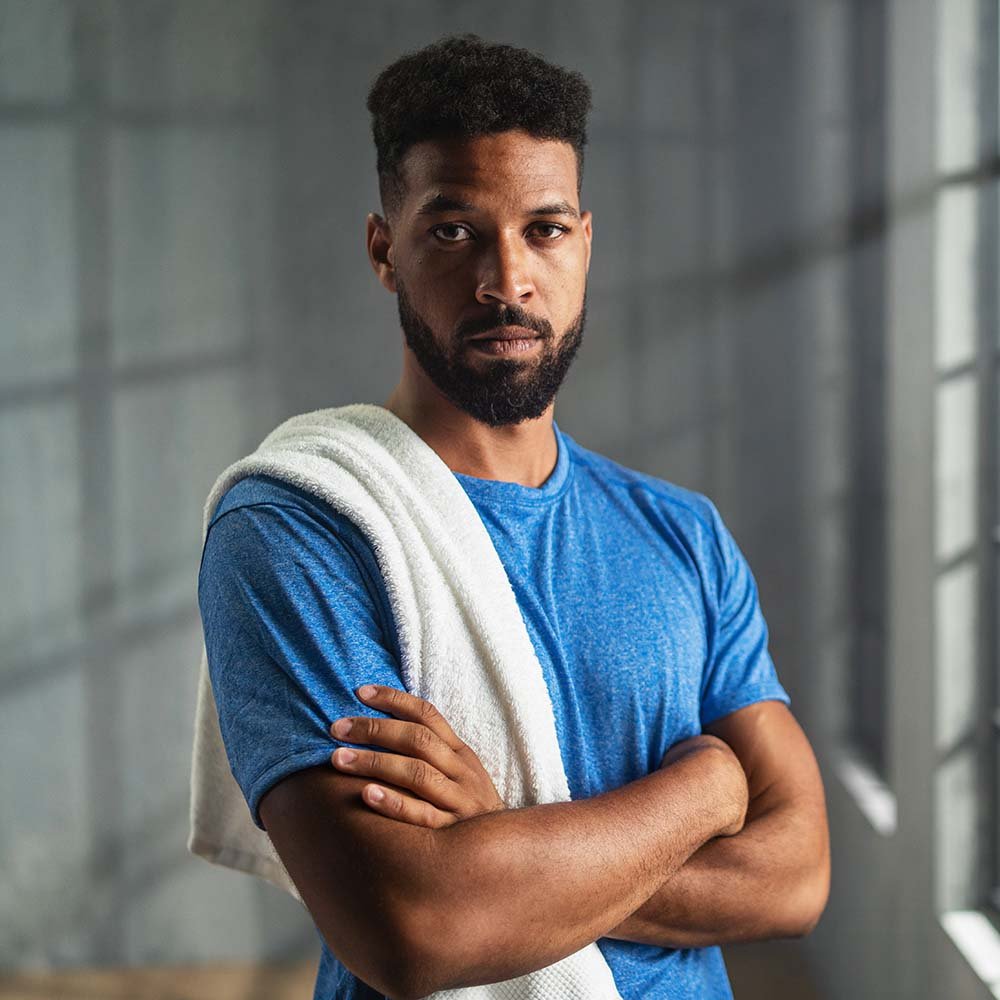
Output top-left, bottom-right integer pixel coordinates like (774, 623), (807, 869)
(366, 33), (592, 222)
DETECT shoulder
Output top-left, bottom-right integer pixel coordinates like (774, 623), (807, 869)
(199, 473), (384, 607)
(560, 428), (729, 567)
(204, 473), (370, 559)
(208, 473), (346, 531)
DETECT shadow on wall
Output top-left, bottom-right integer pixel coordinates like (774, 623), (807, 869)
(3, 0), (885, 995)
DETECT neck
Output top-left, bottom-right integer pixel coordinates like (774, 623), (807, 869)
(382, 379), (558, 489)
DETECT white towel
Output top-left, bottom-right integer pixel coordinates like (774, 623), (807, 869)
(188, 402), (624, 1000)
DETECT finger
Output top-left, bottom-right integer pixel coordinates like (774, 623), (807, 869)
(360, 781), (459, 829)
(357, 686), (497, 781)
(356, 685), (466, 751)
(330, 714), (464, 780)
(331, 745), (466, 813)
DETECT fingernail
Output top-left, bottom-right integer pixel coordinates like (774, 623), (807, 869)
(358, 685), (377, 699)
(335, 748), (357, 765)
(332, 718), (353, 737)
(367, 786), (385, 802)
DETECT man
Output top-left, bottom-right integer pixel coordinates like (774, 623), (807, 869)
(198, 33), (830, 1000)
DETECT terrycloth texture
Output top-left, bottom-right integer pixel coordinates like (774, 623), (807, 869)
(189, 403), (624, 1000)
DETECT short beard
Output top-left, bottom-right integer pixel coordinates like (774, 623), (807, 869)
(395, 277), (586, 428)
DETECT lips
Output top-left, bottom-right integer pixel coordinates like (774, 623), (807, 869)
(468, 326), (540, 342)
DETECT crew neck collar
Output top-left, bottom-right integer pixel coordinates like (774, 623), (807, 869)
(451, 420), (572, 506)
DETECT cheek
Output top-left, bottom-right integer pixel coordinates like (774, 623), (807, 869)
(417, 270), (481, 319)
(401, 281), (460, 334)
(407, 254), (477, 301)
(541, 245), (586, 281)
(545, 263), (586, 303)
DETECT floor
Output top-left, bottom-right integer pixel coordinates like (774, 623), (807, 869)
(0, 941), (826, 1000)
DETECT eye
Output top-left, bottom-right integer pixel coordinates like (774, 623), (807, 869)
(531, 223), (569, 240)
(431, 222), (474, 242)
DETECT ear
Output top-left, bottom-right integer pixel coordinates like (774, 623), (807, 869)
(367, 212), (397, 293)
(581, 209), (593, 274)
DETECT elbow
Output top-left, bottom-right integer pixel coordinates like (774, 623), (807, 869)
(779, 855), (830, 939)
(312, 894), (459, 1000)
(783, 902), (824, 940)
(378, 929), (443, 1000)
(333, 829), (500, 997)
(388, 896), (488, 998)
(332, 913), (443, 1000)
(381, 967), (435, 1000)
(389, 827), (520, 996)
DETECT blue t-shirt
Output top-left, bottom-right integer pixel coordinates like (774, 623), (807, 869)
(197, 419), (790, 1000)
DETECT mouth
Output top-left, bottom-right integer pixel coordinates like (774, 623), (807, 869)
(467, 326), (542, 357)
(467, 325), (542, 342)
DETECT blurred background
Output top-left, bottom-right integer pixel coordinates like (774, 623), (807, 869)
(0, 0), (996, 998)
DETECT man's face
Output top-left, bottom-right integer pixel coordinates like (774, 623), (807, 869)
(375, 129), (592, 427)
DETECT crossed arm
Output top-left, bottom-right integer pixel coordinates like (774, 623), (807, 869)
(258, 685), (829, 999)
(603, 698), (830, 948)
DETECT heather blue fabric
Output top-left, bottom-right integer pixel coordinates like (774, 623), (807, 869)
(197, 418), (790, 1000)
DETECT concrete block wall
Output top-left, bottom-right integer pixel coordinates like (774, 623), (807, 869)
(2, 2), (923, 994)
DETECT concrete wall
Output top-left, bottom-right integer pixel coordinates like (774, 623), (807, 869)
(801, 2), (999, 999)
(1, 0), (302, 969)
(4, 2), (993, 998)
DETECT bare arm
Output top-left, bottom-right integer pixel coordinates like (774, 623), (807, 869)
(602, 700), (830, 948)
(259, 734), (748, 1000)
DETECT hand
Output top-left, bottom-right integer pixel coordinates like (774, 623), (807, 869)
(329, 684), (506, 829)
(660, 733), (748, 838)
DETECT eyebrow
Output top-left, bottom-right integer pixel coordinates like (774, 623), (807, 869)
(415, 193), (580, 220)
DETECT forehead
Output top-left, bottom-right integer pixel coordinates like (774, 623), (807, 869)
(399, 130), (579, 211)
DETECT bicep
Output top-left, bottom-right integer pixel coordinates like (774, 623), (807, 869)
(259, 764), (438, 998)
(703, 699), (831, 932)
(198, 500), (405, 826)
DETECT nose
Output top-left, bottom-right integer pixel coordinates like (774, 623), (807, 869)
(475, 233), (535, 306)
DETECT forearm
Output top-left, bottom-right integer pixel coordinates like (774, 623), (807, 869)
(603, 800), (829, 949)
(398, 743), (743, 995)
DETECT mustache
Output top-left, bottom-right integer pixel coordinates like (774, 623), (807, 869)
(457, 307), (552, 340)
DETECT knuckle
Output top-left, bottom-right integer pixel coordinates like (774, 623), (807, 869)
(416, 697), (439, 722)
(407, 758), (430, 786)
(411, 726), (436, 753)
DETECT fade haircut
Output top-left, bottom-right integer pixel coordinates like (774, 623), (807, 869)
(366, 33), (592, 224)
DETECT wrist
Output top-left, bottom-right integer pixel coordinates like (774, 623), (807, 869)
(661, 737), (748, 839)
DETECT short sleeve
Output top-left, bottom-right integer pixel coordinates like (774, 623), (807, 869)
(699, 500), (791, 726)
(197, 494), (405, 828)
